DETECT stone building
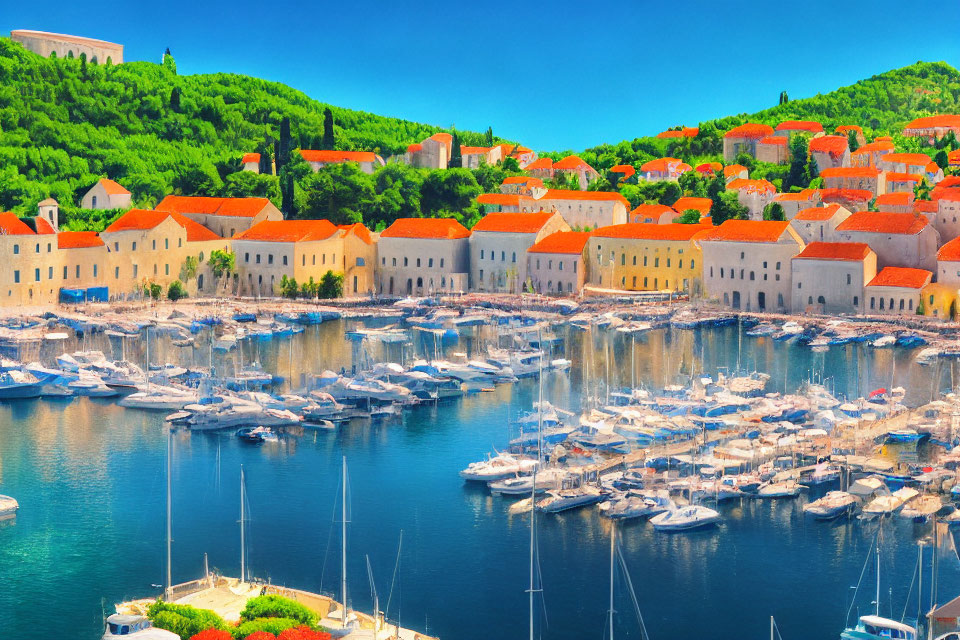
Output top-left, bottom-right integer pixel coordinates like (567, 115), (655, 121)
(526, 231), (591, 295)
(299, 150), (385, 174)
(154, 196), (282, 239)
(809, 136), (850, 172)
(469, 211), (569, 293)
(377, 218), (470, 296)
(791, 242), (875, 314)
(722, 123), (773, 161)
(864, 267), (932, 315)
(11, 29), (123, 63)
(80, 178), (131, 210)
(834, 211), (940, 271)
(789, 204), (851, 244)
(819, 167), (885, 197)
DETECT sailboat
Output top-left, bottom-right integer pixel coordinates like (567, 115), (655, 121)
(840, 525), (918, 640)
(321, 456), (359, 637)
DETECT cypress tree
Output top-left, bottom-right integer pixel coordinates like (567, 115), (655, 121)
(485, 127), (493, 147)
(322, 108), (335, 150)
(450, 131), (462, 168)
(170, 87), (181, 112)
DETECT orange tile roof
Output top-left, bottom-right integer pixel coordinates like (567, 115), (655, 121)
(553, 155), (596, 172)
(886, 172), (922, 184)
(836, 125), (863, 135)
(926, 162), (940, 173)
(337, 223), (373, 245)
(794, 203), (844, 221)
(104, 209), (222, 242)
(775, 120), (823, 133)
(98, 178), (130, 195)
(477, 193), (533, 206)
(724, 123), (774, 139)
(820, 167), (881, 179)
(299, 150), (378, 163)
(775, 189), (819, 202)
(528, 230), (592, 255)
(759, 135), (788, 146)
(170, 213), (222, 242)
(155, 196), (273, 218)
(696, 162), (722, 174)
(540, 189), (631, 207)
(430, 133), (453, 145)
(234, 219), (338, 242)
(672, 197), (712, 215)
(866, 266), (932, 289)
(727, 178), (776, 194)
(524, 158), (553, 171)
(882, 153), (932, 168)
(948, 149), (960, 165)
(407, 143), (422, 153)
(380, 217), (470, 240)
(851, 141), (895, 156)
(937, 180), (960, 193)
(723, 164), (748, 178)
(502, 176), (541, 185)
(809, 135), (848, 158)
(630, 203), (676, 220)
(936, 188), (960, 202)
(609, 165), (636, 179)
(241, 153), (260, 164)
(875, 192), (913, 206)
(836, 211), (929, 235)
(698, 220), (791, 243)
(938, 237), (960, 261)
(875, 136), (893, 142)
(460, 146), (490, 155)
(0, 212), (36, 236)
(794, 241), (870, 261)
(472, 211), (556, 234)
(820, 188), (873, 203)
(915, 200), (938, 213)
(656, 127), (699, 138)
(593, 223), (710, 241)
(33, 217), (56, 235)
(904, 115), (960, 131)
(641, 157), (685, 173)
(58, 231), (104, 249)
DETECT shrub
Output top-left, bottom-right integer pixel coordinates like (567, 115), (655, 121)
(244, 632), (277, 640)
(147, 600), (228, 640)
(239, 595), (317, 626)
(234, 618), (299, 639)
(190, 630), (233, 640)
(168, 280), (188, 301)
(278, 627), (331, 640)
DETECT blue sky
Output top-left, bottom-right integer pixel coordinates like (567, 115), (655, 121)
(4, 0), (958, 151)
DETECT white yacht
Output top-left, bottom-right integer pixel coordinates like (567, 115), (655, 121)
(848, 476), (887, 498)
(460, 452), (538, 482)
(600, 490), (673, 520)
(536, 484), (604, 513)
(489, 468), (568, 496)
(650, 505), (720, 531)
(102, 614), (178, 639)
(0, 494), (18, 517)
(119, 386), (198, 410)
(68, 373), (119, 397)
(862, 487), (919, 518)
(757, 480), (802, 498)
(803, 491), (858, 520)
(841, 615), (917, 640)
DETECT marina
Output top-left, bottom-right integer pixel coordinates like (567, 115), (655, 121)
(5, 301), (960, 638)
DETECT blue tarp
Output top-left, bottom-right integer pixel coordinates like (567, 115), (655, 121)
(85, 286), (109, 302)
(59, 288), (85, 303)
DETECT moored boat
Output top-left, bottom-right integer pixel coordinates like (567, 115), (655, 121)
(650, 505), (720, 531)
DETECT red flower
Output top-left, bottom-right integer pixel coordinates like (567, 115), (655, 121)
(189, 631), (232, 640)
(245, 632), (277, 640)
(277, 627), (331, 640)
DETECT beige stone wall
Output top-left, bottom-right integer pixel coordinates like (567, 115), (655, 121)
(377, 237), (469, 295)
(588, 237), (703, 294)
(341, 234), (376, 296)
(526, 198), (627, 230)
(12, 30), (123, 64)
(701, 236), (803, 312)
(833, 227), (940, 271)
(469, 215), (569, 292)
(80, 182), (131, 210)
(181, 206), (282, 239)
(100, 218), (193, 297)
(790, 255), (875, 314)
(865, 285), (921, 315)
(527, 252), (584, 295)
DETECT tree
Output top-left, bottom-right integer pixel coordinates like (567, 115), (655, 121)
(322, 108), (335, 150)
(148, 282), (162, 300)
(170, 87), (181, 112)
(167, 280), (187, 301)
(208, 249), (235, 278)
(174, 161), (223, 196)
(279, 275), (299, 298)
(712, 191), (749, 225)
(419, 169), (481, 223)
(783, 136), (811, 192)
(449, 131), (462, 168)
(297, 163), (374, 224)
(319, 271), (344, 298)
(676, 209), (702, 224)
(847, 130), (860, 153)
(779, 91), (789, 105)
(162, 47), (177, 73)
(223, 171), (281, 203)
(763, 202), (786, 221)
(180, 256), (198, 282)
(485, 126), (493, 147)
(935, 149), (949, 169)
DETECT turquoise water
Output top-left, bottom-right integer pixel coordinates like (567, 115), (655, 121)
(1, 321), (959, 639)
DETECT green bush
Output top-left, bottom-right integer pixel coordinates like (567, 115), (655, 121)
(239, 595), (317, 626)
(147, 600), (228, 640)
(168, 280), (188, 301)
(233, 617), (300, 639)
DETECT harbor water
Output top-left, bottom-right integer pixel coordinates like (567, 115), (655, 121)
(2, 320), (960, 639)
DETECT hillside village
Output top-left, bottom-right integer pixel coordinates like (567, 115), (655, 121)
(6, 31), (960, 319)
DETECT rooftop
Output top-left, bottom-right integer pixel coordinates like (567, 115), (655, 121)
(539, 189), (631, 207)
(58, 231), (104, 249)
(380, 218), (470, 240)
(553, 155), (596, 172)
(0, 212), (38, 236)
(299, 150), (378, 163)
(904, 115), (960, 131)
(592, 223), (710, 241)
(794, 241), (871, 261)
(528, 230), (592, 255)
(234, 219), (339, 242)
(882, 153), (932, 167)
(241, 153), (260, 165)
(472, 211), (556, 234)
(835, 211), (929, 235)
(155, 196), (274, 218)
(938, 236), (960, 262)
(794, 203), (844, 221)
(820, 167), (880, 179)
(97, 178), (130, 195)
(724, 123), (774, 139)
(809, 135), (849, 158)
(698, 220), (791, 244)
(776, 120), (823, 133)
(866, 266), (932, 289)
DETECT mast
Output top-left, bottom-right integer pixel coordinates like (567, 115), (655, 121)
(240, 465), (246, 583)
(528, 467), (536, 640)
(537, 329), (544, 463)
(608, 522), (616, 640)
(342, 456), (348, 625)
(876, 523), (881, 617)
(165, 426), (172, 600)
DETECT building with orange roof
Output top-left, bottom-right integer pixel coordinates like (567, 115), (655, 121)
(55, 231), (110, 298)
(723, 123), (774, 161)
(530, 189), (630, 230)
(756, 136), (790, 164)
(552, 155), (600, 190)
(850, 140), (895, 168)
(791, 241), (876, 314)
(299, 150), (385, 174)
(656, 127), (699, 139)
(405, 132), (453, 169)
(836, 125), (866, 147)
(834, 211), (940, 271)
(819, 188), (874, 212)
(726, 179), (776, 218)
(903, 115), (960, 142)
(809, 135), (850, 172)
(588, 224), (708, 294)
(377, 218), (471, 295)
(673, 197), (712, 218)
(949, 149), (960, 168)
(630, 203), (677, 224)
(773, 189), (822, 219)
(697, 220), (804, 312)
(775, 120), (823, 136)
(819, 167), (885, 197)
(524, 157), (554, 180)
(608, 165), (636, 184)
(875, 192), (915, 214)
(695, 162), (723, 177)
(476, 193), (536, 214)
(930, 188), (960, 244)
(639, 157), (691, 182)
(499, 176), (544, 197)
(155, 196), (283, 238)
(885, 172), (923, 194)
(241, 153), (261, 173)
(789, 204), (852, 244)
(101, 209), (230, 298)
(496, 143), (537, 167)
(469, 211), (569, 293)
(460, 145), (503, 170)
(879, 153), (933, 174)
(527, 231), (592, 295)
(231, 219), (375, 297)
(936, 236), (960, 285)
(723, 164), (749, 183)
(81, 178), (132, 211)
(865, 267), (932, 315)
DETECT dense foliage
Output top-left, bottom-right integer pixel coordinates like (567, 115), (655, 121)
(147, 601), (228, 640)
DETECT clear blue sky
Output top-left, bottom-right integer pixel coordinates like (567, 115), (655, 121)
(4, 0), (959, 151)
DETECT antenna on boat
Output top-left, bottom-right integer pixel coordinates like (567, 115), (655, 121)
(165, 425), (172, 600)
(608, 521), (616, 640)
(341, 456), (349, 626)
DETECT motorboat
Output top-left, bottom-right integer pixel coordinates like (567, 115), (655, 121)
(862, 487), (919, 518)
(600, 490), (673, 520)
(489, 468), (569, 496)
(102, 614), (178, 639)
(0, 494), (18, 517)
(849, 476), (887, 498)
(886, 429), (926, 444)
(57, 350), (107, 372)
(801, 463), (842, 485)
(840, 615), (917, 640)
(460, 453), (538, 482)
(650, 505), (720, 531)
(119, 386), (198, 410)
(68, 373), (119, 397)
(236, 426), (280, 443)
(536, 485), (604, 513)
(758, 480), (802, 498)
(0, 370), (42, 399)
(803, 491), (858, 520)
(899, 494), (942, 522)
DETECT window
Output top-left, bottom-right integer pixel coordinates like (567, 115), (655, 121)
(47, 243), (51, 252)
(133, 265), (138, 278)
(382, 257), (386, 266)
(870, 297), (875, 309)
(440, 259), (445, 268)
(643, 256), (648, 266)
(720, 268), (724, 278)
(691, 259), (695, 270)
(154, 264), (158, 275)
(93, 265), (97, 277)
(710, 267), (714, 277)
(35, 243), (39, 253)
(501, 251), (505, 261)
(537, 259), (541, 269)
(621, 253), (625, 266)
(256, 254), (261, 264)
(63, 266), (67, 279)
(480, 250), (485, 259)
(48, 266), (52, 279)
(34, 268), (39, 282)
(749, 271), (754, 280)
(268, 255), (273, 265)
(632, 256), (637, 266)
(392, 258), (397, 266)
(847, 274), (852, 285)
(91, 196), (97, 207)
(12, 245), (18, 255)
(178, 238), (182, 248)
(762, 261), (767, 269)
(808, 296), (813, 304)
(776, 262), (781, 270)
(152, 240), (156, 250)
(854, 296), (859, 306)
(777, 293), (784, 307)
(632, 276), (636, 287)
(644, 277), (648, 287)
(13, 270), (19, 283)
(930, 295), (935, 305)
(416, 258), (421, 267)
(559, 261), (563, 271)
(165, 238), (169, 250)
(115, 266), (120, 279)
(740, 251), (744, 259)
(302, 256), (306, 267)
(283, 256), (288, 266)
(512, 252), (516, 263)
(666, 259), (671, 268)
(114, 242), (119, 252)
(429, 258), (433, 268)
(312, 255), (316, 266)
(479, 269), (484, 280)
(245, 253), (250, 263)
(404, 257), (408, 267)
(357, 257), (365, 266)
(798, 282), (802, 289)
(654, 257), (659, 267)
(574, 261), (577, 273)
(678, 259), (683, 269)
